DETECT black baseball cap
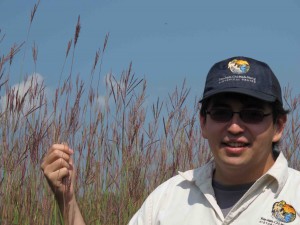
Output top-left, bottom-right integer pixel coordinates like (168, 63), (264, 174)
(200, 56), (283, 105)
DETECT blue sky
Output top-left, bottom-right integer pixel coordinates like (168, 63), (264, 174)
(1, 0), (300, 108)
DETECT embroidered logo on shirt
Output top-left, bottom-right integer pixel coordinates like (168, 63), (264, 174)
(272, 200), (296, 223)
(228, 59), (250, 74)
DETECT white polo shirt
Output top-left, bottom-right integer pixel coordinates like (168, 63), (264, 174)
(128, 153), (300, 224)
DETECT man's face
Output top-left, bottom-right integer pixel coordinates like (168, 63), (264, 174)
(200, 94), (286, 183)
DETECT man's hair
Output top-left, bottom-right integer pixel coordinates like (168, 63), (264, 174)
(271, 100), (290, 123)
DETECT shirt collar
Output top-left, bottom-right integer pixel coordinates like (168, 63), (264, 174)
(178, 152), (289, 196)
(262, 152), (289, 196)
(178, 160), (214, 187)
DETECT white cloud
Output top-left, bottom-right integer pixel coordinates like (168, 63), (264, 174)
(95, 95), (107, 109)
(105, 72), (118, 90)
(0, 73), (51, 116)
(104, 72), (125, 94)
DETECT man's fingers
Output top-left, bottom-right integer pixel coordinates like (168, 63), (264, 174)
(69, 156), (74, 165)
(42, 148), (72, 170)
(43, 157), (71, 178)
(44, 144), (73, 159)
(51, 144), (74, 154)
(48, 168), (70, 187)
(68, 157), (75, 182)
(51, 149), (71, 162)
(41, 143), (75, 190)
(41, 153), (67, 172)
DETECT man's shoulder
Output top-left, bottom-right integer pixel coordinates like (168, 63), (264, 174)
(157, 161), (214, 190)
(147, 163), (212, 201)
(288, 166), (300, 177)
(178, 163), (212, 181)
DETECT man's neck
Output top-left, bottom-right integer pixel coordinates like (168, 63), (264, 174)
(213, 154), (276, 185)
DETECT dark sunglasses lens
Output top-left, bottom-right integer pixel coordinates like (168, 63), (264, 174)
(208, 109), (266, 123)
(240, 110), (264, 123)
(209, 109), (232, 122)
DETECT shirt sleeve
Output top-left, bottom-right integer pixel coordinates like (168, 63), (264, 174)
(127, 192), (154, 225)
(128, 177), (173, 225)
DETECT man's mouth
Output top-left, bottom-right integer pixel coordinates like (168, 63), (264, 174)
(225, 142), (249, 148)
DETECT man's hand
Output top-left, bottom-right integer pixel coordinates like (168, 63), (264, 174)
(41, 144), (86, 225)
(41, 143), (75, 202)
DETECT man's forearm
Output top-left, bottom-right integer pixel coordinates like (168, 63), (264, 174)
(58, 197), (86, 225)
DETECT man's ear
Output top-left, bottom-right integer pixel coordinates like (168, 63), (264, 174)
(272, 114), (287, 143)
(200, 113), (208, 139)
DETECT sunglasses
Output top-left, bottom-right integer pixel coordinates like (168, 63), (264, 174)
(206, 109), (272, 123)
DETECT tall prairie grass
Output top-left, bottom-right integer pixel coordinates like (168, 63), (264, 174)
(0, 3), (299, 225)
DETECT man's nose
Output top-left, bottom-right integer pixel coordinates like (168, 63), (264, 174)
(227, 113), (245, 134)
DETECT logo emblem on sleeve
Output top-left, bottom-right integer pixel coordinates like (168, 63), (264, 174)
(272, 200), (296, 223)
(228, 59), (250, 74)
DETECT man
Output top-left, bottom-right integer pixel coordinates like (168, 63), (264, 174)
(41, 56), (300, 224)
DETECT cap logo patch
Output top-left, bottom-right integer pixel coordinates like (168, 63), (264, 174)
(228, 59), (250, 74)
(218, 59), (255, 84)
